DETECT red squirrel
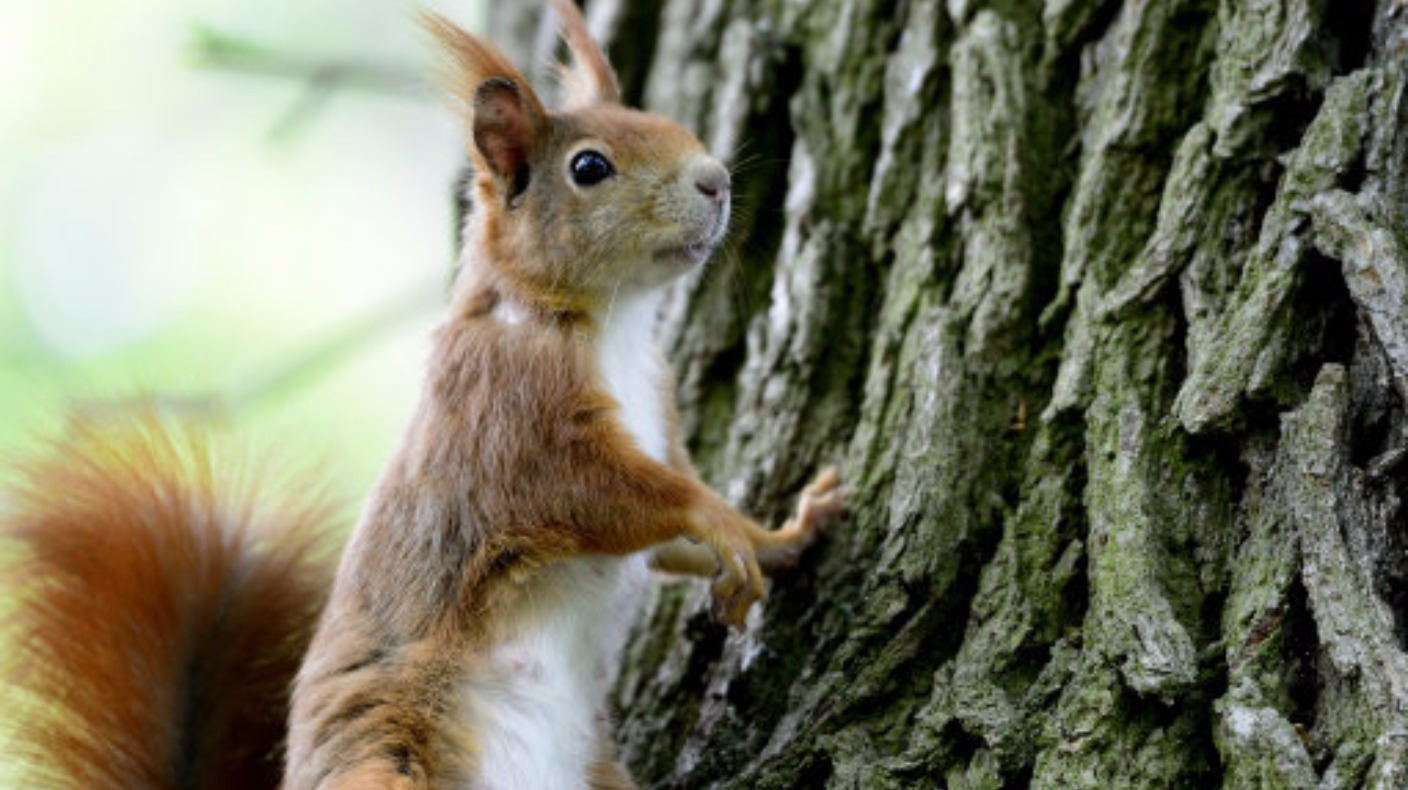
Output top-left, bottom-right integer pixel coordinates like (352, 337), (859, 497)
(1, 3), (842, 788)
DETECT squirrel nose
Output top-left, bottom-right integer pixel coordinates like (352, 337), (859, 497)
(694, 166), (730, 202)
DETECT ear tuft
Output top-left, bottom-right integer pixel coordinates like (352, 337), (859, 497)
(421, 12), (528, 106)
(549, 0), (621, 108)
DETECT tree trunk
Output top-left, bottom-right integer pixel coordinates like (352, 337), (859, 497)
(497, 1), (1407, 786)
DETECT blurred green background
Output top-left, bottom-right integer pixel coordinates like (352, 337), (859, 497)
(0, 0), (488, 493)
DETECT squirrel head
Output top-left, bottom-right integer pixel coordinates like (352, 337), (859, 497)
(424, 1), (731, 312)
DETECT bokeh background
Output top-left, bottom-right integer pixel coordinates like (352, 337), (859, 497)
(1, 0), (487, 492)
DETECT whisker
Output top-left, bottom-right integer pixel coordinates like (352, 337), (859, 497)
(728, 151), (764, 174)
(724, 137), (755, 166)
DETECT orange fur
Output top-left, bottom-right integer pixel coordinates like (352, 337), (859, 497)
(422, 11), (545, 120)
(550, 0), (622, 107)
(1, 408), (337, 789)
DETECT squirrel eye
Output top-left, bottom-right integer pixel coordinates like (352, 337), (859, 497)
(569, 150), (615, 187)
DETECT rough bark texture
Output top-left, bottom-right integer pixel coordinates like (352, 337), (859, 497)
(498, 1), (1407, 787)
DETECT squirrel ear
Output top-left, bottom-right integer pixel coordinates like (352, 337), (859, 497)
(420, 11), (549, 200)
(550, 0), (621, 107)
(473, 78), (541, 200)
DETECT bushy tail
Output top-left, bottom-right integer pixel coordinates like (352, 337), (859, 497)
(1, 408), (339, 789)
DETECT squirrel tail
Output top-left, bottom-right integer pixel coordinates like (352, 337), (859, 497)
(1, 407), (339, 789)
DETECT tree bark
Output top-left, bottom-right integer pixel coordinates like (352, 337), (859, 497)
(497, 1), (1407, 786)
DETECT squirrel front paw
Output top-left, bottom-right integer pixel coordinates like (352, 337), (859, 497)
(708, 541), (764, 629)
(689, 468), (845, 627)
(756, 466), (845, 572)
(688, 508), (766, 629)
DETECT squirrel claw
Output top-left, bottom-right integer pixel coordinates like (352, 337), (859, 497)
(710, 549), (762, 629)
(797, 466), (845, 524)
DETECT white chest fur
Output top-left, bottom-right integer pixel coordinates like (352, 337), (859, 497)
(467, 555), (645, 790)
(465, 287), (665, 789)
(596, 288), (669, 463)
